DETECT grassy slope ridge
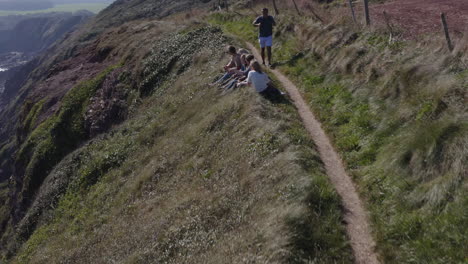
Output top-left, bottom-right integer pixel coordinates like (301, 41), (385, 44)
(0, 0), (207, 255)
(209, 9), (467, 264)
(2, 17), (354, 263)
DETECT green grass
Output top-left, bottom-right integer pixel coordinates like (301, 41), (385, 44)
(208, 13), (257, 43)
(281, 107), (353, 263)
(210, 14), (355, 263)
(13, 63), (122, 232)
(15, 128), (136, 263)
(9, 25), (354, 263)
(209, 10), (467, 264)
(16, 99), (47, 143)
(0, 3), (110, 16)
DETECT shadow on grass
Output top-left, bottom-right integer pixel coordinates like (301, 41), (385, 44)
(260, 91), (291, 105)
(271, 50), (308, 69)
(285, 179), (354, 263)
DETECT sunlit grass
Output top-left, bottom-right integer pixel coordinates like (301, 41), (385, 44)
(209, 9), (467, 263)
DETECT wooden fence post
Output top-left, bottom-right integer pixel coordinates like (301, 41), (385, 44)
(364, 0), (370, 26)
(348, 0), (357, 24)
(383, 11), (394, 41)
(441, 13), (453, 51)
(291, 0), (301, 15)
(272, 0), (279, 15)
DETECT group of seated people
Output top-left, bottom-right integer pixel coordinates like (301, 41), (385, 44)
(211, 45), (283, 99)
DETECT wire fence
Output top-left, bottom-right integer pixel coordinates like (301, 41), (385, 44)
(217, 0), (468, 53)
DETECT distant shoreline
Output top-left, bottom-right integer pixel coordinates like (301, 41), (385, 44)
(0, 2), (111, 16)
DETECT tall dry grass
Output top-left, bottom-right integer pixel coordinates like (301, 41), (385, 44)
(208, 2), (467, 262)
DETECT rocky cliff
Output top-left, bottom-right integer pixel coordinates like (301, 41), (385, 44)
(0, 0), (465, 262)
(0, 0), (244, 259)
(0, 12), (93, 54)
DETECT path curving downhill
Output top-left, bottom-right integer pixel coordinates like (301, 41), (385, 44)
(246, 43), (380, 264)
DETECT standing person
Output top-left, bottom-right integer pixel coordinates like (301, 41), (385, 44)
(253, 8), (276, 67)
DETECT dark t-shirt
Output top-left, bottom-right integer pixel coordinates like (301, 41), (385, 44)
(254, 15), (275, 38)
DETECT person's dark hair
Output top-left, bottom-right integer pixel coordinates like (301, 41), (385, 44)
(246, 54), (255, 62)
(227, 45), (237, 54)
(262, 8), (268, 12)
(251, 60), (263, 74)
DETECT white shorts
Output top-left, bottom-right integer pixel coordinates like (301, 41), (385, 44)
(259, 35), (273, 48)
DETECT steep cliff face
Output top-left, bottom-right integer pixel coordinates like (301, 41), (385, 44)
(0, 11), (93, 110)
(0, 12), (92, 54)
(0, 0), (232, 258)
(1, 0), (464, 262)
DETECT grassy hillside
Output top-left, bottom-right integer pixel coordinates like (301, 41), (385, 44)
(1, 0), (466, 262)
(209, 7), (467, 263)
(12, 51), (352, 262)
(0, 6), (354, 261)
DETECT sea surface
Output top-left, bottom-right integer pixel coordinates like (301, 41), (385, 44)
(0, 64), (8, 95)
(0, 52), (32, 96)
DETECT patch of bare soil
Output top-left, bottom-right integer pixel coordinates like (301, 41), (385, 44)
(247, 42), (380, 264)
(369, 0), (468, 39)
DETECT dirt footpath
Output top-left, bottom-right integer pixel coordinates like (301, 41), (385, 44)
(246, 43), (380, 264)
(368, 0), (468, 39)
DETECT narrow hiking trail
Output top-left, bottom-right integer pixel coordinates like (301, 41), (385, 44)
(246, 43), (380, 264)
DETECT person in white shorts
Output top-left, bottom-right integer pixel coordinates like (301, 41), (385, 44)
(253, 8), (276, 67)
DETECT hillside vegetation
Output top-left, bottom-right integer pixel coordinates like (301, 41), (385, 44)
(0, 0), (466, 263)
(0, 1), (354, 262)
(9, 33), (353, 262)
(209, 3), (467, 263)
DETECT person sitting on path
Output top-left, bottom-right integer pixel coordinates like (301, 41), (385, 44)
(237, 60), (283, 98)
(253, 8), (276, 67)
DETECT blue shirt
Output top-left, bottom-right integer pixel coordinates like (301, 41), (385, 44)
(254, 16), (275, 38)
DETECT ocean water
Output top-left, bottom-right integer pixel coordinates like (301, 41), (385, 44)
(0, 67), (6, 94)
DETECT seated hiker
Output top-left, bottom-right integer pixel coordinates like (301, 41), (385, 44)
(239, 54), (255, 79)
(240, 54), (248, 71)
(211, 45), (243, 86)
(237, 60), (283, 98)
(223, 45), (243, 72)
(222, 54), (255, 90)
(234, 53), (252, 74)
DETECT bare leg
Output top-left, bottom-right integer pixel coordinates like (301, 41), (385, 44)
(267, 46), (272, 65)
(261, 47), (266, 65)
